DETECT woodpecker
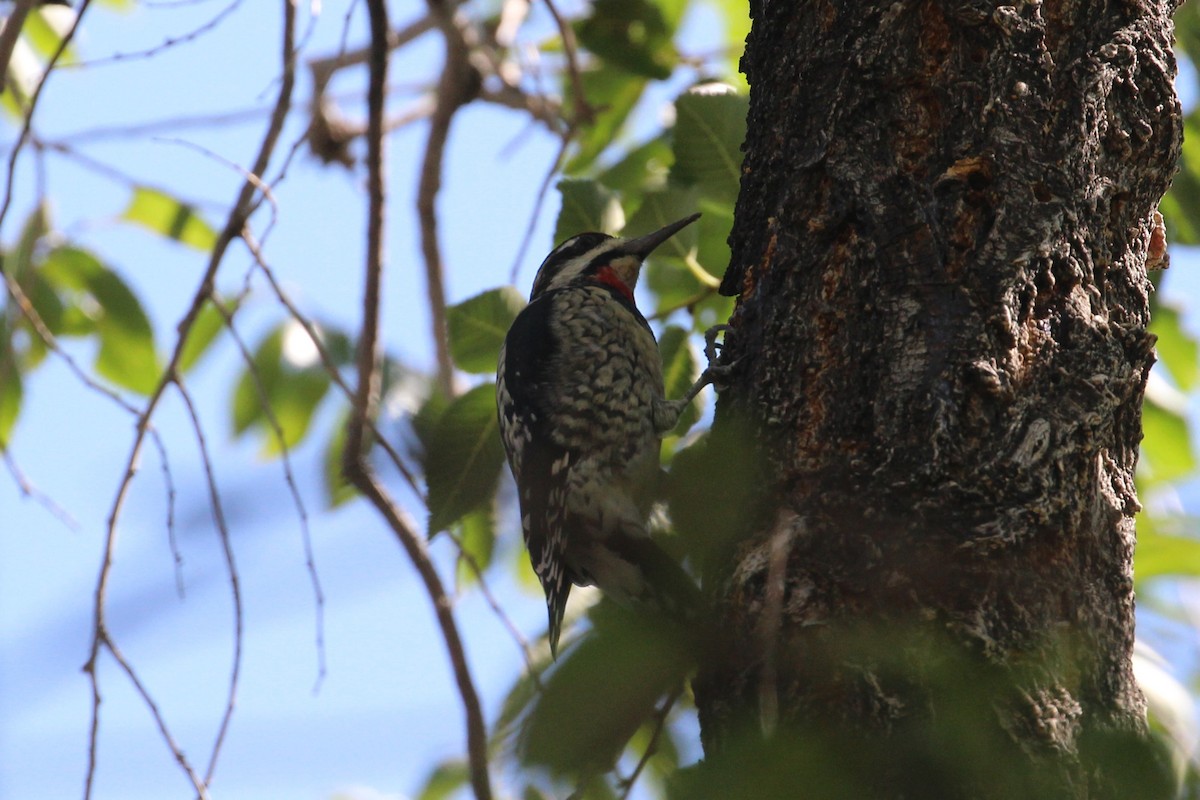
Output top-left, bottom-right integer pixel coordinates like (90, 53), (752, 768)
(496, 213), (721, 656)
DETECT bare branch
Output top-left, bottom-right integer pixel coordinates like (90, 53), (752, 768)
(342, 4), (492, 799)
(417, 3), (480, 398)
(541, 0), (591, 125)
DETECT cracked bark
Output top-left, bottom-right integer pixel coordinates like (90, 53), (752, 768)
(695, 0), (1181, 794)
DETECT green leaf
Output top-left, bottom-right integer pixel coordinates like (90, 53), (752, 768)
(447, 287), (526, 374)
(25, 9), (78, 64)
(520, 602), (692, 775)
(231, 330), (284, 435)
(1149, 305), (1198, 391)
(41, 247), (161, 394)
(455, 505), (497, 587)
(566, 69), (648, 174)
(1140, 393), (1196, 486)
(415, 759), (469, 800)
(576, 0), (681, 80)
(711, 0), (751, 87)
(322, 406), (357, 508)
(1135, 514), (1200, 583)
(555, 179), (625, 243)
(596, 134), (672, 196)
(231, 324), (331, 454)
(672, 86), (748, 204)
(625, 188), (704, 271)
(179, 296), (235, 374)
(12, 203), (48, 288)
(411, 389), (451, 462)
(122, 187), (218, 251)
(634, 189), (733, 319)
(658, 325), (700, 433)
(0, 320), (21, 448)
(1161, 110), (1200, 245)
(424, 383), (506, 535)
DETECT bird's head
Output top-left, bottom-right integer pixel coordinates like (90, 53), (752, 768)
(528, 213), (701, 304)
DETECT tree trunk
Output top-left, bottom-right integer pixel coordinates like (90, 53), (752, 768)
(694, 0), (1181, 795)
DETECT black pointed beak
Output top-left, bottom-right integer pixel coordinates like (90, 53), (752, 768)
(621, 213), (701, 259)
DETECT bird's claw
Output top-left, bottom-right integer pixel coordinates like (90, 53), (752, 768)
(703, 323), (733, 365)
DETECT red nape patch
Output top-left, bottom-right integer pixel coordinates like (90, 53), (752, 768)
(592, 266), (635, 303)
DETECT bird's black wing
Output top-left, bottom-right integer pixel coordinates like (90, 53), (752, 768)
(497, 294), (574, 653)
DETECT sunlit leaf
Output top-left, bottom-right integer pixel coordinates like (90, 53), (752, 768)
(659, 325), (700, 433)
(711, 0), (751, 87)
(1135, 514), (1200, 583)
(179, 296), (236, 374)
(555, 179), (624, 243)
(415, 758), (469, 800)
(122, 187), (218, 251)
(25, 9), (78, 64)
(11, 203), (48, 287)
(0, 320), (21, 448)
(41, 247), (161, 394)
(231, 324), (331, 454)
(448, 287), (526, 374)
(1140, 393), (1196, 486)
(1149, 305), (1199, 391)
(1161, 111), (1200, 245)
(672, 86), (748, 204)
(322, 406), (356, 508)
(424, 383), (506, 535)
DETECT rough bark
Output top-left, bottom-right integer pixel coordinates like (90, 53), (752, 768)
(698, 0), (1181, 794)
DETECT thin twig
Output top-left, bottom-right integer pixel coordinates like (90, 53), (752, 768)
(85, 2), (297, 794)
(1, 447), (79, 529)
(209, 293), (326, 689)
(64, 0), (244, 68)
(147, 424), (184, 597)
(174, 377), (242, 786)
(240, 230), (425, 498)
(617, 687), (682, 800)
(508, 131), (572, 284)
(104, 637), (211, 799)
(447, 529), (542, 685)
(541, 0), (591, 125)
(0, 0), (38, 95)
(343, 3), (491, 799)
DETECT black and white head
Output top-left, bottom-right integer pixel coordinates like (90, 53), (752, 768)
(528, 213), (701, 303)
